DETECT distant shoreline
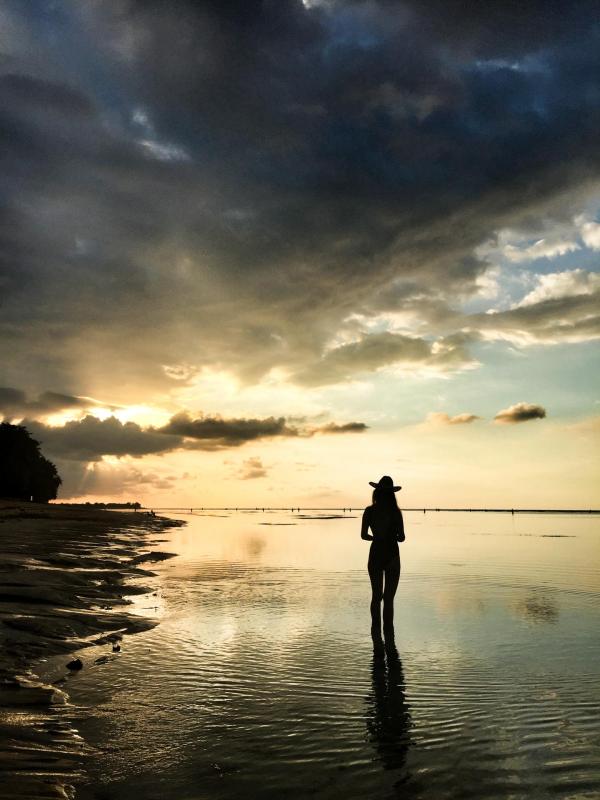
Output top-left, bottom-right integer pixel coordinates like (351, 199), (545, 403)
(139, 506), (600, 515)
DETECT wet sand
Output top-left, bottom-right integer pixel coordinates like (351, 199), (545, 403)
(0, 500), (184, 800)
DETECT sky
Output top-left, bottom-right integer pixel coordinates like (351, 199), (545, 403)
(1, 0), (599, 508)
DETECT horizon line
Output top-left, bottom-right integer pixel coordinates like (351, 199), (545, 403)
(133, 506), (600, 515)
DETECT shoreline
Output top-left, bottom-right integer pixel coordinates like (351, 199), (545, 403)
(0, 500), (185, 800)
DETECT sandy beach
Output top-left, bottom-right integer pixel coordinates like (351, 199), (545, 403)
(0, 500), (184, 800)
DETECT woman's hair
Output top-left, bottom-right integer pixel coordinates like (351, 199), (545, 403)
(372, 488), (399, 510)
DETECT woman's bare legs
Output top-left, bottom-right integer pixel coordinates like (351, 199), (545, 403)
(369, 559), (401, 630)
(382, 558), (400, 631)
(368, 561), (384, 635)
(369, 559), (400, 658)
(368, 565), (385, 659)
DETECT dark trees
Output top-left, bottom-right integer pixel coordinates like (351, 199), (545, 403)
(0, 422), (62, 502)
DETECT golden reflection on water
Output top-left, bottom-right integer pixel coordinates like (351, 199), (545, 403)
(163, 511), (600, 596)
(70, 511), (600, 800)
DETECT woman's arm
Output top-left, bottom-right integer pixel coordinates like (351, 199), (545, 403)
(361, 507), (373, 540)
(397, 508), (405, 542)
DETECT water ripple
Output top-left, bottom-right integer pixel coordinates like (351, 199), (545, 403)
(67, 513), (600, 800)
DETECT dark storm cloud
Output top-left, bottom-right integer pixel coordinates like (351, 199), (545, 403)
(0, 386), (110, 417)
(494, 402), (547, 424)
(26, 415), (182, 461)
(1, 0), (598, 394)
(313, 421), (368, 434)
(24, 409), (367, 461)
(392, 0), (592, 55)
(159, 411), (299, 445)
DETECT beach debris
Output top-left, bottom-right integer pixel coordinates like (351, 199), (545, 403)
(66, 658), (83, 671)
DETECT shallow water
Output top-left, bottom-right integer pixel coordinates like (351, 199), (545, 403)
(67, 512), (600, 799)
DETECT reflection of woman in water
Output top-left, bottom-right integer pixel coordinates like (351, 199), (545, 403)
(361, 476), (405, 648)
(365, 652), (412, 778)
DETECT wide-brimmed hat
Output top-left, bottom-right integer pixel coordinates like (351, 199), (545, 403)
(369, 475), (401, 491)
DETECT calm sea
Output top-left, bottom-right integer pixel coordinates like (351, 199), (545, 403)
(68, 511), (600, 800)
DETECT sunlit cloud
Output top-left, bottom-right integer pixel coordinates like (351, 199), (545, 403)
(516, 269), (600, 307)
(503, 237), (580, 263)
(110, 404), (171, 427)
(575, 214), (600, 250)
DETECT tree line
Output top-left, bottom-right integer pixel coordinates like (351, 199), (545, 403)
(0, 422), (61, 503)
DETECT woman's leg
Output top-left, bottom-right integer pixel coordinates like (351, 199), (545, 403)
(368, 559), (384, 634)
(382, 557), (400, 630)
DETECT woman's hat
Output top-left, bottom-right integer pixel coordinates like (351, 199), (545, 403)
(369, 475), (401, 491)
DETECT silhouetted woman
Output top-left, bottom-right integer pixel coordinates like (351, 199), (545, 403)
(361, 476), (405, 644)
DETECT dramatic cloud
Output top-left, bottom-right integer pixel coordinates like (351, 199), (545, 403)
(1, 1), (598, 397)
(426, 412), (480, 426)
(494, 403), (547, 424)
